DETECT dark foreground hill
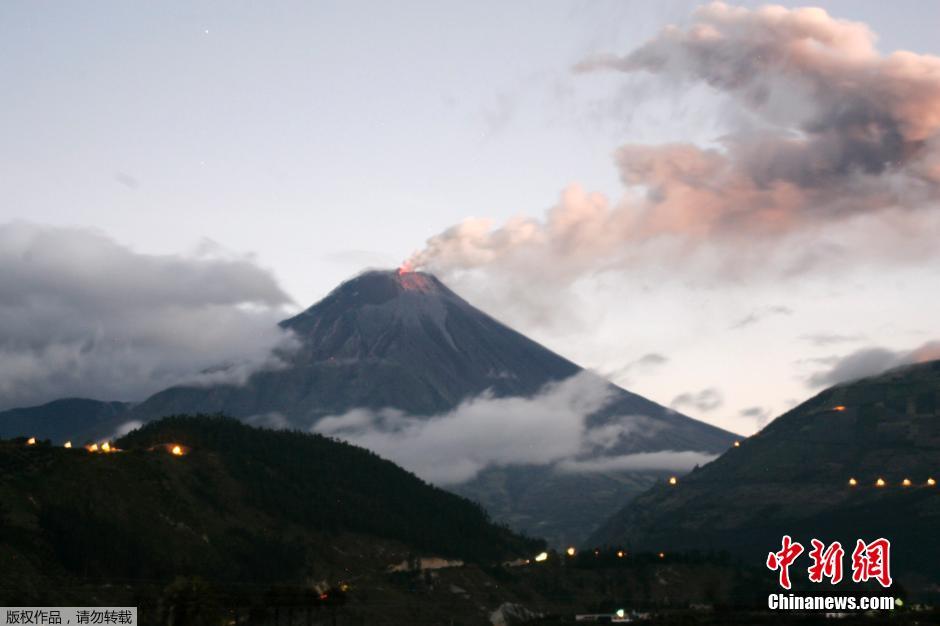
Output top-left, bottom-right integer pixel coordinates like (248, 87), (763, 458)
(0, 416), (538, 598)
(3, 417), (931, 624)
(589, 360), (940, 592)
(0, 270), (737, 546)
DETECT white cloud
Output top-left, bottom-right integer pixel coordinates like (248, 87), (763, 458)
(807, 341), (940, 387)
(314, 372), (711, 485)
(0, 223), (297, 410)
(556, 450), (717, 474)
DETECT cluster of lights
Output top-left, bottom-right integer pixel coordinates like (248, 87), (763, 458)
(849, 477), (935, 487)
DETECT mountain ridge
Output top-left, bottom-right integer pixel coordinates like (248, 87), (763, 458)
(587, 359), (940, 588)
(0, 268), (738, 545)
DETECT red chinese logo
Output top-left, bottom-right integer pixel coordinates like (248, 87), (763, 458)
(766, 535), (804, 590)
(807, 539), (844, 584)
(767, 536), (892, 589)
(851, 538), (893, 588)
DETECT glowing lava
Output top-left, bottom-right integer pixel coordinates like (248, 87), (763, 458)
(170, 445), (184, 456)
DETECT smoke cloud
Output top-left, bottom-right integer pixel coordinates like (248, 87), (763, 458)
(405, 3), (940, 295)
(313, 372), (712, 485)
(0, 223), (297, 410)
(807, 341), (940, 388)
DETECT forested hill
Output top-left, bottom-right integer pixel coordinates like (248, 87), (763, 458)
(0, 415), (541, 602)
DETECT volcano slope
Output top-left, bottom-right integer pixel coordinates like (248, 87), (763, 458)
(7, 270), (738, 545)
(589, 360), (940, 591)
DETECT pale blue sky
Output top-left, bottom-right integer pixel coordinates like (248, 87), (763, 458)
(2, 2), (939, 433)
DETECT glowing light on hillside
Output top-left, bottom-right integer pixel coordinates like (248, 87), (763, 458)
(616, 609), (625, 619)
(902, 478), (912, 487)
(833, 406), (846, 412)
(101, 442), (111, 452)
(616, 550), (625, 558)
(848, 478), (857, 486)
(26, 437), (36, 445)
(875, 478), (886, 487)
(668, 476), (678, 486)
(171, 445), (183, 456)
(732, 440), (740, 447)
(566, 547), (576, 557)
(534, 552), (548, 562)
(927, 478), (936, 487)
(86, 443), (99, 452)
(658, 552), (665, 559)
(64, 441), (72, 449)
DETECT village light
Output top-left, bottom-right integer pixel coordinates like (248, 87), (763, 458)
(566, 547), (576, 557)
(87, 443), (99, 452)
(658, 552), (665, 559)
(875, 478), (886, 487)
(902, 478), (912, 487)
(63, 441), (71, 448)
(848, 478), (857, 486)
(733, 440), (741, 447)
(101, 442), (111, 452)
(616, 609), (625, 619)
(833, 405), (846, 412)
(26, 437), (36, 446)
(171, 445), (184, 456)
(616, 550), (625, 558)
(534, 552), (548, 563)
(668, 476), (678, 486)
(927, 478), (936, 487)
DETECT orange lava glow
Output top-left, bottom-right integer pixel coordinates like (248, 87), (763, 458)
(833, 405), (846, 412)
(397, 261), (413, 275)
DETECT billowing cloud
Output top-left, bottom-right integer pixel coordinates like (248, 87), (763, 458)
(671, 387), (723, 413)
(404, 3), (940, 299)
(313, 372), (708, 485)
(739, 406), (773, 428)
(603, 352), (669, 384)
(556, 450), (717, 474)
(0, 223), (297, 410)
(800, 333), (865, 347)
(807, 340), (940, 387)
(730, 305), (793, 329)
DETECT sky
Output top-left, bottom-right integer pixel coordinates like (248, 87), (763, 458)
(2, 1), (939, 435)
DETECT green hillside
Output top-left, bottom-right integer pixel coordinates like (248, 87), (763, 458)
(0, 415), (540, 605)
(589, 360), (940, 592)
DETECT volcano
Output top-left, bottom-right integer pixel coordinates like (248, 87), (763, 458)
(8, 270), (738, 544)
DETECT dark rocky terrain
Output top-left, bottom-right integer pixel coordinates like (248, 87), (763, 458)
(1, 270), (737, 546)
(589, 360), (940, 592)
